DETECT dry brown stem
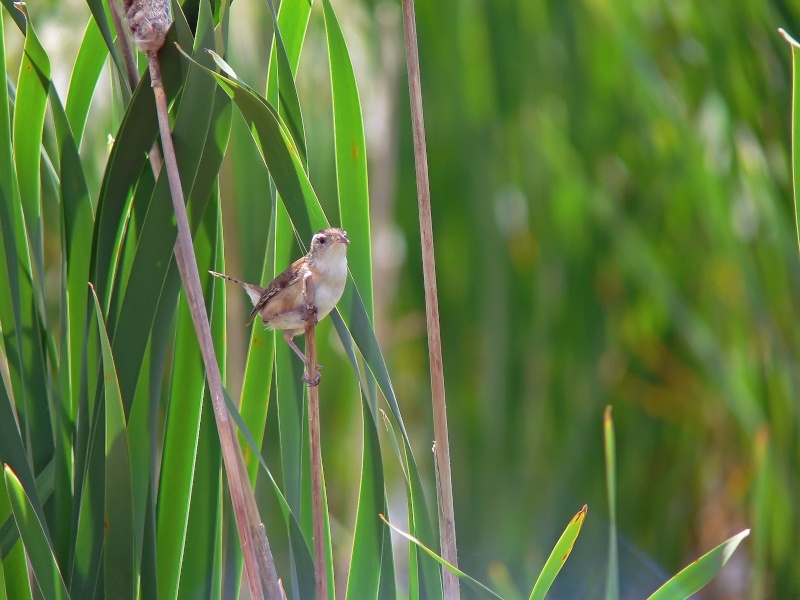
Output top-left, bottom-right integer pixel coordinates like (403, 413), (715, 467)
(400, 0), (460, 597)
(303, 280), (328, 600)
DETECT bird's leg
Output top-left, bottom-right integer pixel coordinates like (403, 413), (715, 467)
(283, 330), (309, 363)
(282, 333), (320, 386)
(300, 272), (321, 385)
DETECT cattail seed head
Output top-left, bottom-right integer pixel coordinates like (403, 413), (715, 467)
(123, 0), (172, 52)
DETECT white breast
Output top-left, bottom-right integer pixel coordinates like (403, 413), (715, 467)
(311, 251), (348, 320)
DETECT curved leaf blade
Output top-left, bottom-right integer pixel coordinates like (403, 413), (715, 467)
(3, 467), (69, 600)
(647, 530), (750, 600)
(90, 288), (135, 600)
(381, 515), (502, 599)
(604, 407), (619, 600)
(528, 506), (587, 600)
(66, 16), (108, 149)
(323, 0), (373, 315)
(345, 399), (390, 599)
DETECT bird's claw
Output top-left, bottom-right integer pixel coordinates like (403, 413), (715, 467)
(302, 370), (321, 386)
(300, 304), (318, 325)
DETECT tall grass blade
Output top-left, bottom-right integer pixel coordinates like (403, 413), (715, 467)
(83, 0), (127, 88)
(603, 407), (619, 600)
(51, 66), (94, 570)
(175, 193), (225, 600)
(647, 530), (750, 600)
(3, 467), (70, 600)
(90, 288), (136, 600)
(780, 28), (800, 253)
(8, 4), (51, 475)
(382, 515), (502, 599)
(13, 5), (48, 288)
(322, 0), (373, 313)
(262, 0), (306, 161)
(345, 399), (390, 599)
(528, 506), (587, 600)
(66, 17), (108, 149)
(91, 12), (192, 310)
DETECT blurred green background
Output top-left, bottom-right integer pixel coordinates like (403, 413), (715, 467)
(6, 0), (800, 597)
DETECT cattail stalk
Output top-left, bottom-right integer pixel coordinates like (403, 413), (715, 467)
(115, 1), (282, 597)
(399, 0), (460, 596)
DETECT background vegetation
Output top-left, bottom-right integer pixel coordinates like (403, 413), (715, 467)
(1, 0), (798, 598)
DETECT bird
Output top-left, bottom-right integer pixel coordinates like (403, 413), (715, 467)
(210, 227), (349, 385)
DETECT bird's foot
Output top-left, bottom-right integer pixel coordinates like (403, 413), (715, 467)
(300, 304), (318, 326)
(302, 369), (322, 386)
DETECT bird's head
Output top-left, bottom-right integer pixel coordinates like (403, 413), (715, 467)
(309, 227), (350, 265)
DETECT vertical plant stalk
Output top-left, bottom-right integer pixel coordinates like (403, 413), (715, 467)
(146, 51), (275, 600)
(779, 28), (800, 253)
(399, 0), (459, 597)
(108, 0), (163, 175)
(304, 281), (327, 600)
(107, 0), (138, 98)
(114, 1), (281, 597)
(603, 406), (619, 600)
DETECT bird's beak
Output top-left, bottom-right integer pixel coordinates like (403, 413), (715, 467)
(341, 232), (350, 245)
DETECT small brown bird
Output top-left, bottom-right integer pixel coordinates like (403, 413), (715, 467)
(211, 228), (350, 384)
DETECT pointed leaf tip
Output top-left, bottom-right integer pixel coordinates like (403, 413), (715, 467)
(780, 28), (800, 48)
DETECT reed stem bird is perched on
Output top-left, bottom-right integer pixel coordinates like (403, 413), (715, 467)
(211, 228), (349, 385)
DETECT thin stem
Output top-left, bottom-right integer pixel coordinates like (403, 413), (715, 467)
(107, 0), (137, 99)
(147, 50), (281, 600)
(105, 0), (163, 176)
(304, 288), (327, 600)
(399, 0), (460, 597)
(110, 1), (281, 596)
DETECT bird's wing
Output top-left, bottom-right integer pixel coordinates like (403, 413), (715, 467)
(246, 256), (307, 325)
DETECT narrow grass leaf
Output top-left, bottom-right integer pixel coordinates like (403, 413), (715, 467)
(604, 407), (619, 600)
(176, 193), (224, 600)
(157, 288), (208, 600)
(3, 467), (69, 600)
(13, 5), (49, 288)
(68, 336), (104, 599)
(0, 0), (25, 31)
(0, 546), (8, 600)
(345, 399), (389, 599)
(1, 540), (33, 600)
(222, 389), (315, 597)
(235, 0), (312, 492)
(0, 460), (53, 559)
(107, 7), (223, 408)
(382, 515), (502, 599)
(82, 0), (127, 90)
(51, 63), (94, 566)
(0, 361), (46, 536)
(66, 16), (108, 148)
(0, 10), (20, 395)
(187, 51), (325, 239)
(322, 0), (373, 314)
(267, 0), (311, 75)
(5, 5), (50, 474)
(528, 506), (588, 600)
(90, 288), (136, 600)
(780, 28), (800, 252)
(647, 530), (750, 600)
(91, 11), (192, 309)
(263, 0), (306, 162)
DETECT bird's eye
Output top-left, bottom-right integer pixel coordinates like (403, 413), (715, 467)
(318, 236), (326, 245)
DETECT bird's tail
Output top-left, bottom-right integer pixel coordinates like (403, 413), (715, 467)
(209, 270), (266, 313)
(209, 270), (249, 287)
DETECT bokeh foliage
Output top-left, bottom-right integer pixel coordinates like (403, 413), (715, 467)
(388, 2), (798, 598)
